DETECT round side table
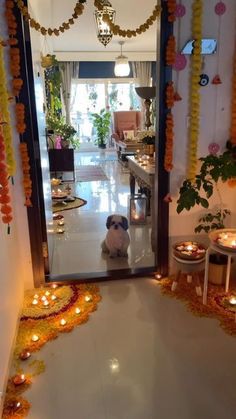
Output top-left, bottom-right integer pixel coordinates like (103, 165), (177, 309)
(172, 254), (205, 297)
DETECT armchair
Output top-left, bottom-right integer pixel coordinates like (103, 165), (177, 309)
(111, 111), (142, 144)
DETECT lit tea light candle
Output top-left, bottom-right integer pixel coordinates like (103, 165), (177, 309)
(7, 400), (21, 412)
(32, 299), (38, 306)
(51, 284), (58, 289)
(51, 294), (57, 301)
(19, 350), (31, 361)
(186, 244), (194, 251)
(85, 295), (92, 302)
(133, 214), (139, 220)
(34, 294), (39, 299)
(58, 220), (65, 226)
(155, 273), (162, 279)
(231, 240), (236, 247)
(229, 297), (236, 305)
(43, 300), (49, 307)
(13, 374), (26, 386)
(31, 334), (39, 342)
(60, 319), (67, 326)
(41, 296), (46, 302)
(75, 307), (81, 314)
(45, 291), (50, 296)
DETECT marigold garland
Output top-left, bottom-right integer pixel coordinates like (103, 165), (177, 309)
(230, 47), (236, 144)
(164, 112), (174, 172)
(14, 0), (86, 36)
(3, 284), (102, 418)
(99, 1), (162, 39)
(166, 35), (176, 66)
(19, 143), (32, 207)
(0, 132), (13, 229)
(187, 0), (203, 180)
(165, 81), (175, 109)
(0, 42), (16, 177)
(166, 0), (176, 22)
(158, 277), (236, 337)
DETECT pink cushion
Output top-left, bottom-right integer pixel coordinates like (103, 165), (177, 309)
(118, 124), (135, 139)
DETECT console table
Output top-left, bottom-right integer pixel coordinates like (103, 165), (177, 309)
(115, 140), (144, 162)
(127, 156), (155, 250)
(48, 149), (75, 181)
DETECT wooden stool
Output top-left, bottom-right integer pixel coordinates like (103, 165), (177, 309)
(171, 255), (205, 297)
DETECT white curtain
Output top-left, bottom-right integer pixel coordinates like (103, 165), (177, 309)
(60, 62), (80, 124)
(131, 62), (152, 87)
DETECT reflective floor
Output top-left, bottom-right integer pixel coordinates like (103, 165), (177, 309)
(25, 278), (236, 419)
(50, 150), (154, 275)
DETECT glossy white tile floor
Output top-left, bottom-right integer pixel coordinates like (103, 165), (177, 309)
(24, 278), (236, 419)
(50, 150), (154, 275)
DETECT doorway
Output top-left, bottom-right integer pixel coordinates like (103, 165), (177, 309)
(16, 1), (170, 285)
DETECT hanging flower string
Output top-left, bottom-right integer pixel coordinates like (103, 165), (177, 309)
(164, 113), (174, 172)
(5, 0), (33, 207)
(166, 35), (176, 66)
(99, 1), (162, 38)
(14, 0), (86, 36)
(0, 41), (16, 177)
(230, 47), (236, 145)
(187, 0), (203, 180)
(166, 0), (176, 22)
(0, 131), (13, 232)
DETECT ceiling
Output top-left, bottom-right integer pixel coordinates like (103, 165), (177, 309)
(30, 0), (158, 61)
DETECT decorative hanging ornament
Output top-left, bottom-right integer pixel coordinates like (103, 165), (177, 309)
(215, 1), (226, 16)
(211, 74), (222, 84)
(175, 4), (186, 18)
(173, 52), (187, 71)
(174, 91), (182, 101)
(199, 74), (209, 87)
(208, 142), (220, 155)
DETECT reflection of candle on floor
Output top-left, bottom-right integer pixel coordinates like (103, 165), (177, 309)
(31, 334), (39, 342)
(229, 297), (236, 305)
(58, 220), (65, 226)
(57, 228), (65, 234)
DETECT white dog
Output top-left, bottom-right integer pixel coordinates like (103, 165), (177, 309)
(101, 214), (130, 258)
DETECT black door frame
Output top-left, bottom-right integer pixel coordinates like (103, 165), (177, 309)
(15, 0), (171, 285)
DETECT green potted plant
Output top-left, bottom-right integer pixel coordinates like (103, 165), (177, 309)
(177, 144), (236, 284)
(46, 112), (79, 149)
(91, 108), (111, 149)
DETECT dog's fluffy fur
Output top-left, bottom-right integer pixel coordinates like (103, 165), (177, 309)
(101, 214), (130, 258)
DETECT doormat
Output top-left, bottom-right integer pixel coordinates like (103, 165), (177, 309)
(52, 197), (87, 212)
(90, 155), (118, 163)
(76, 165), (108, 182)
(158, 277), (236, 337)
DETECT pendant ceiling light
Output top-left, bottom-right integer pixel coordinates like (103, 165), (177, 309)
(114, 41), (130, 77)
(94, 0), (116, 47)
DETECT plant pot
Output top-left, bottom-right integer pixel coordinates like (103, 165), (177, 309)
(208, 254), (228, 285)
(98, 143), (106, 149)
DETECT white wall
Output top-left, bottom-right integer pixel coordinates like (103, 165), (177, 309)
(0, 3), (34, 409)
(169, 0), (236, 242)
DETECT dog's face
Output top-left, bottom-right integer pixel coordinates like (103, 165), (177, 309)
(106, 215), (129, 231)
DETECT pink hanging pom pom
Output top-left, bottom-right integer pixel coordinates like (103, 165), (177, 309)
(215, 1), (226, 15)
(208, 142), (220, 155)
(173, 53), (187, 71)
(175, 4), (186, 18)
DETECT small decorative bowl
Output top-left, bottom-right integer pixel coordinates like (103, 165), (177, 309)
(173, 241), (207, 261)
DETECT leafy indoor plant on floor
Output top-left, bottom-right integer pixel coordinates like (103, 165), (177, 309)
(177, 143), (236, 284)
(91, 108), (111, 149)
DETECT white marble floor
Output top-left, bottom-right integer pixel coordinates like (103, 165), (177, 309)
(24, 278), (236, 419)
(50, 150), (154, 275)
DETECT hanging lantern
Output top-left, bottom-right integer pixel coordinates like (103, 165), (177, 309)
(114, 41), (130, 77)
(94, 0), (116, 47)
(129, 194), (147, 225)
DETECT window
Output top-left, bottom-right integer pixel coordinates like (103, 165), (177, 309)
(70, 78), (140, 143)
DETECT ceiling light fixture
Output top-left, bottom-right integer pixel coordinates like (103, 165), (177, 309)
(114, 41), (130, 77)
(94, 0), (116, 47)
